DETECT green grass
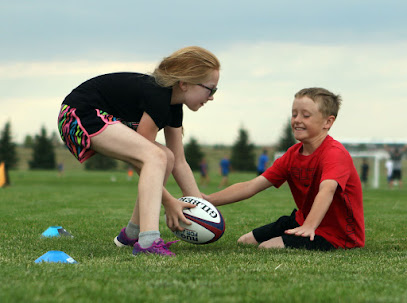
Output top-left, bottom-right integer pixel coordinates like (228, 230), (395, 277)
(1, 170), (406, 303)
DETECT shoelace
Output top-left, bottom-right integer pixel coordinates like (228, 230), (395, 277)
(163, 240), (179, 248)
(153, 240), (179, 254)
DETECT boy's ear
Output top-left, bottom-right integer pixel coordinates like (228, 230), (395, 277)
(324, 115), (336, 130)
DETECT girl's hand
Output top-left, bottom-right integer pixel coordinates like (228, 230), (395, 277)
(164, 198), (196, 232)
(284, 225), (316, 241)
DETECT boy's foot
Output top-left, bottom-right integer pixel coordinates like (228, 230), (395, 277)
(114, 228), (138, 247)
(133, 238), (179, 256)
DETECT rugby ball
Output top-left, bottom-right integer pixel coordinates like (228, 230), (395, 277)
(172, 196), (225, 244)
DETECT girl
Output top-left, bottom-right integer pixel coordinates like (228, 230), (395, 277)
(58, 46), (220, 256)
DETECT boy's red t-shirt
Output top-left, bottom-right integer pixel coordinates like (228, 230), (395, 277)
(262, 135), (365, 249)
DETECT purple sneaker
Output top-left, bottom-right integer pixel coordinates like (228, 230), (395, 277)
(114, 228), (138, 247)
(133, 238), (179, 256)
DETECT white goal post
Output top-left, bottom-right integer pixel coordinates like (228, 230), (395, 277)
(274, 150), (388, 188)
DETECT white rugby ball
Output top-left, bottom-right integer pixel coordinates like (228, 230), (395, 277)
(171, 196), (225, 244)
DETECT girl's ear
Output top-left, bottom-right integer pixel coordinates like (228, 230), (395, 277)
(178, 81), (189, 92)
(324, 115), (336, 130)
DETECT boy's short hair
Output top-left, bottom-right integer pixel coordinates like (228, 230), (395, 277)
(295, 87), (342, 118)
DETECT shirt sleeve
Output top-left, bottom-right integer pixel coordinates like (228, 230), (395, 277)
(320, 147), (352, 191)
(168, 104), (183, 128)
(144, 88), (173, 129)
(262, 152), (290, 188)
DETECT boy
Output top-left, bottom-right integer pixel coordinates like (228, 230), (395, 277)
(204, 88), (364, 250)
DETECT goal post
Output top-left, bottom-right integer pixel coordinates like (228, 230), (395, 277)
(273, 150), (388, 188)
(348, 151), (388, 188)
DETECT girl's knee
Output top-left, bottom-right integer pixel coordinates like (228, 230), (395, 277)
(141, 145), (167, 168)
(155, 145), (174, 174)
(154, 147), (168, 166)
(163, 146), (175, 167)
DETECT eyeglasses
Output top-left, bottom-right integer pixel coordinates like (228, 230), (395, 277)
(197, 84), (217, 97)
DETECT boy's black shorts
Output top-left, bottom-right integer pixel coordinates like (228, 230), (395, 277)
(252, 209), (335, 251)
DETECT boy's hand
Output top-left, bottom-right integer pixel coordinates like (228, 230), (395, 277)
(201, 192), (211, 201)
(285, 225), (316, 241)
(164, 198), (196, 232)
(285, 180), (338, 241)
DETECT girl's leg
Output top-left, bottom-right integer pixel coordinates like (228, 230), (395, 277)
(130, 143), (175, 227)
(90, 123), (166, 232)
(155, 142), (175, 184)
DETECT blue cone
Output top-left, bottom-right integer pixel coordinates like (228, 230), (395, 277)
(42, 226), (73, 238)
(35, 251), (78, 264)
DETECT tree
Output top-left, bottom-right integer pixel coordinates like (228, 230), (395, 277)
(84, 154), (118, 170)
(231, 127), (256, 171)
(50, 131), (63, 147)
(277, 119), (297, 151)
(0, 121), (18, 169)
(24, 135), (34, 148)
(184, 137), (204, 171)
(29, 126), (56, 169)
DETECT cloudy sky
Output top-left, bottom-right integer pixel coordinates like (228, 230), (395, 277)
(1, 0), (406, 146)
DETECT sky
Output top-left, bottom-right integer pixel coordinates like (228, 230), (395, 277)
(1, 0), (407, 146)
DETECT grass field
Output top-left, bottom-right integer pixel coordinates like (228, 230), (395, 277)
(1, 170), (406, 303)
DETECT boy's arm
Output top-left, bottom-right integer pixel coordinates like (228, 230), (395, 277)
(203, 176), (272, 207)
(285, 179), (338, 240)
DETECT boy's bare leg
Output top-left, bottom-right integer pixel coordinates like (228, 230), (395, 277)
(258, 237), (285, 249)
(237, 231), (259, 245)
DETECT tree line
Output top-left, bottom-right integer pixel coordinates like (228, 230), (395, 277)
(0, 120), (296, 171)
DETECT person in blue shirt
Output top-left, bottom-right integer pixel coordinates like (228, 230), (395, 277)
(199, 158), (210, 187)
(219, 156), (231, 188)
(257, 149), (269, 175)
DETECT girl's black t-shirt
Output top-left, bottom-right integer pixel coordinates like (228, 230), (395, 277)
(62, 72), (183, 130)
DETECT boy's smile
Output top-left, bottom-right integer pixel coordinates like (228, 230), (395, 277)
(291, 96), (334, 151)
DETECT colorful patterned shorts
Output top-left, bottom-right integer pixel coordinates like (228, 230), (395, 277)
(57, 104), (138, 163)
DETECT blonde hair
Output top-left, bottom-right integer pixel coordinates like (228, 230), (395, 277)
(152, 46), (220, 87)
(295, 87), (342, 118)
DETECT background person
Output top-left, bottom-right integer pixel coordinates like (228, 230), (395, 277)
(257, 149), (269, 175)
(385, 159), (393, 188)
(199, 158), (210, 187)
(57, 162), (64, 177)
(385, 145), (407, 189)
(360, 158), (369, 188)
(218, 155), (231, 188)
